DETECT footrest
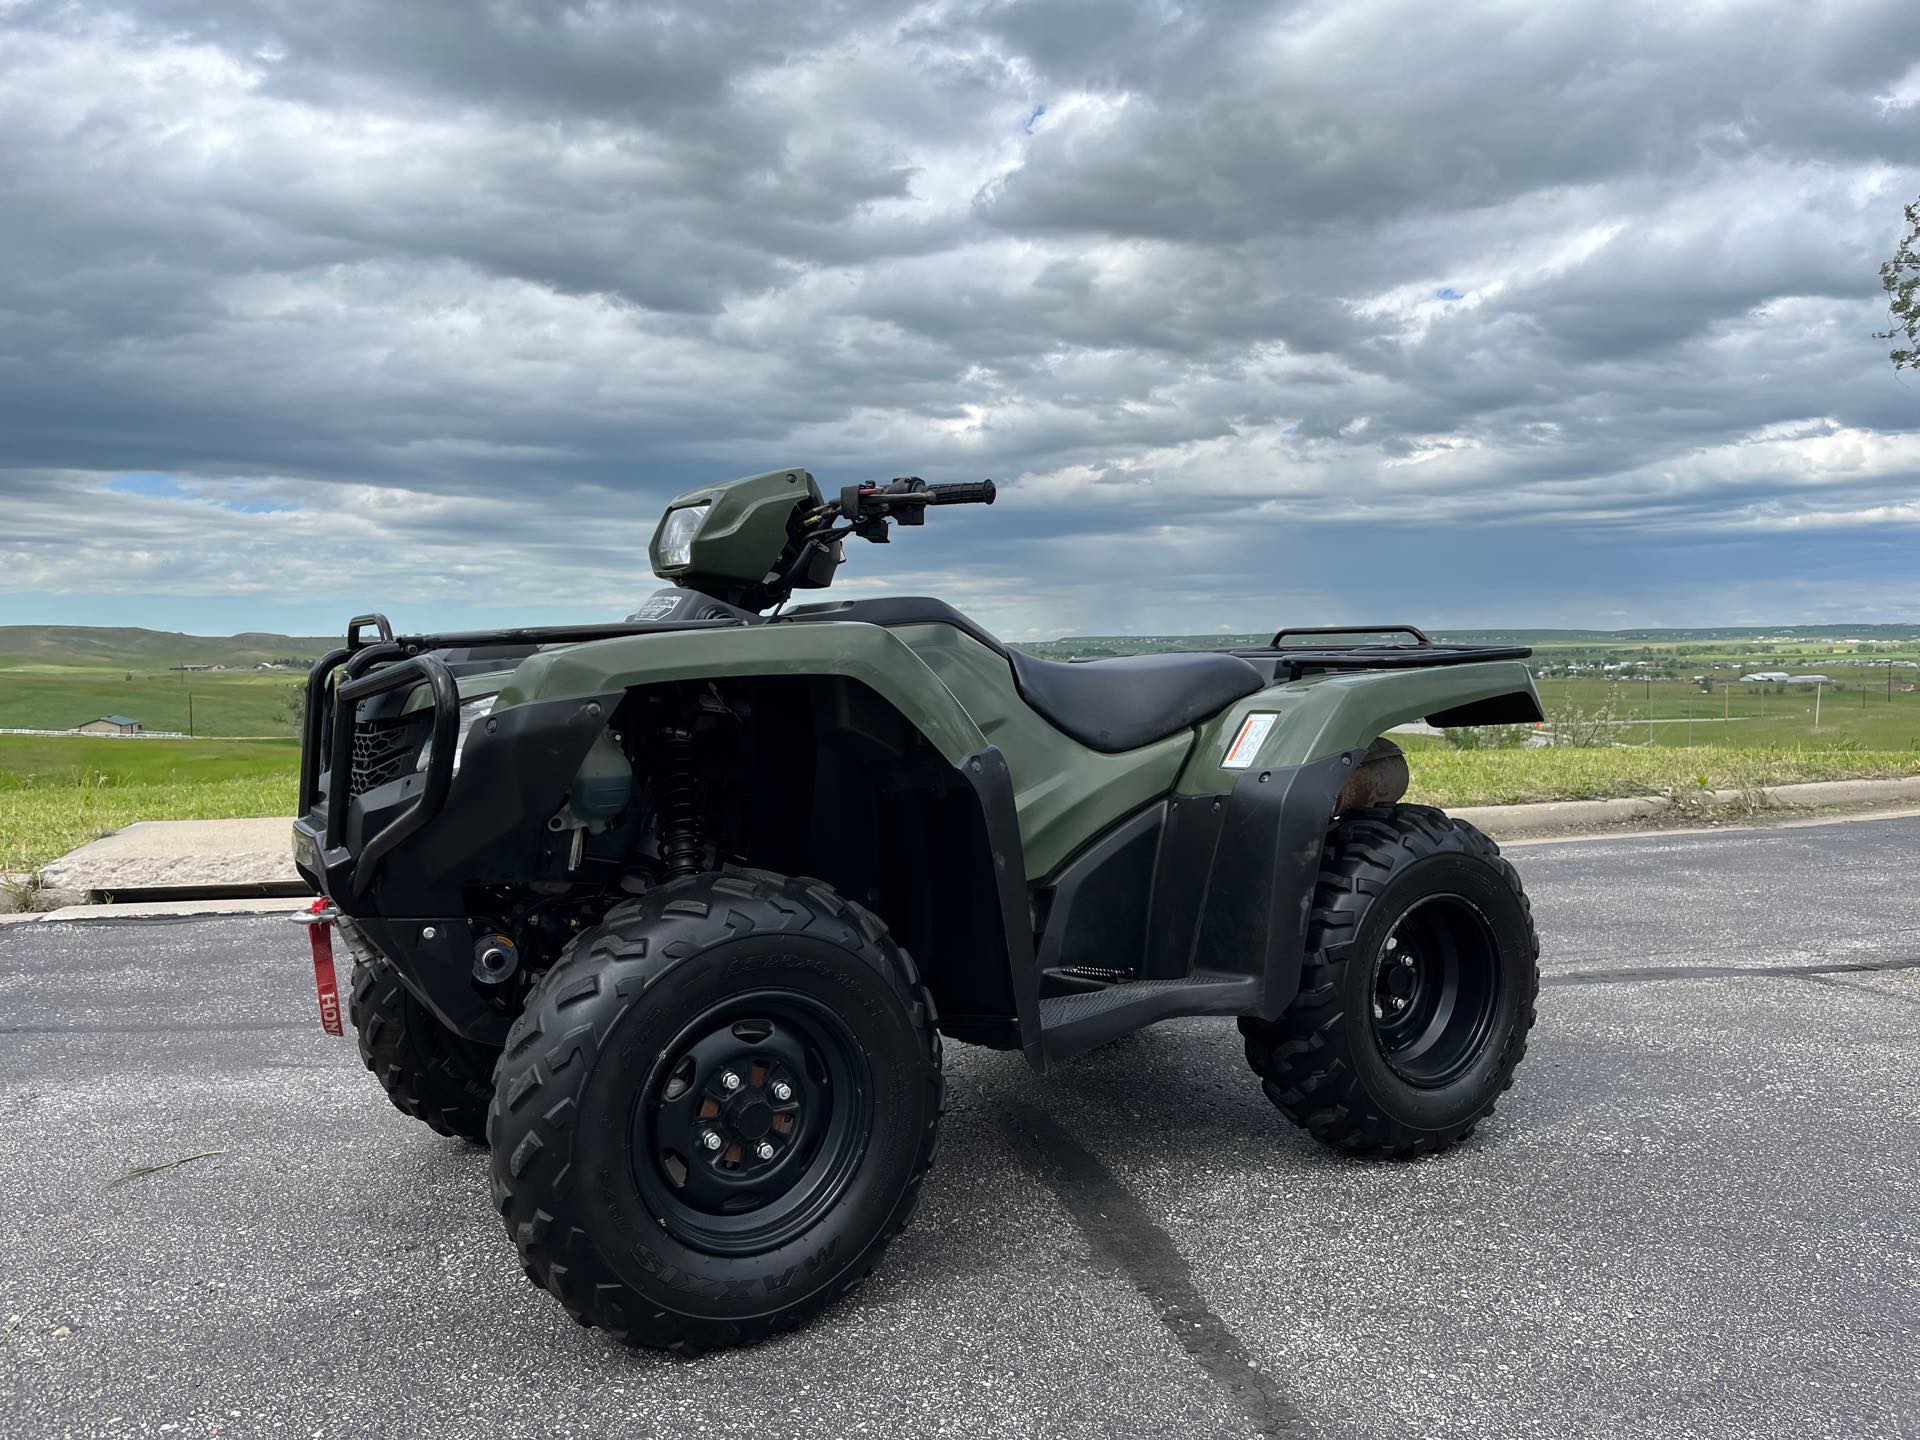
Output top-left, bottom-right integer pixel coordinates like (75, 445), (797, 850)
(1037, 974), (1258, 1064)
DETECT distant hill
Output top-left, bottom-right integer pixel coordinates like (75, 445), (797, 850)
(1020, 623), (1920, 659)
(6, 620), (1918, 671)
(0, 626), (334, 670)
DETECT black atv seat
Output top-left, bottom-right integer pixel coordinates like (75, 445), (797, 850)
(1007, 650), (1264, 753)
(782, 598), (1265, 753)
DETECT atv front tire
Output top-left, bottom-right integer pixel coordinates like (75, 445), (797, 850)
(1240, 805), (1538, 1157)
(349, 960), (499, 1145)
(488, 869), (945, 1353)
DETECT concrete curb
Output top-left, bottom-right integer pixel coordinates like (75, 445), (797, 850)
(1454, 774), (1920, 839)
(0, 896), (312, 926)
(8, 775), (1920, 919)
(35, 817), (300, 897)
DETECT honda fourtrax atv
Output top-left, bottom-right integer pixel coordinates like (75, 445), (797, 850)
(292, 468), (1544, 1353)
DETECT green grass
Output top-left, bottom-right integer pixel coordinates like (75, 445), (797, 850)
(0, 735), (297, 787)
(1404, 744), (1920, 808)
(0, 736), (297, 873)
(0, 669), (303, 736)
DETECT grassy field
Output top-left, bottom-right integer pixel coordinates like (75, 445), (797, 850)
(1401, 740), (1920, 808)
(0, 736), (298, 875)
(0, 668), (303, 736)
(4, 624), (1919, 878)
(1529, 675), (1920, 750)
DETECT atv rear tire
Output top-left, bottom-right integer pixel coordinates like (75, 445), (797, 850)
(1240, 804), (1538, 1158)
(349, 960), (498, 1145)
(488, 869), (945, 1354)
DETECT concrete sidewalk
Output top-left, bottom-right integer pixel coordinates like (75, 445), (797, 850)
(12, 818), (301, 911)
(7, 773), (1920, 915)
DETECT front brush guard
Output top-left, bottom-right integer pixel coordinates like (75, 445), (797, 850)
(296, 652), (459, 901)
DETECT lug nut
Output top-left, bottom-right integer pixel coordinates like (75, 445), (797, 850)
(1391, 996), (1408, 1010)
(1399, 955), (1414, 969)
(702, 1131), (723, 1151)
(771, 1081), (792, 1101)
(721, 1071), (742, 1092)
(755, 1141), (775, 1161)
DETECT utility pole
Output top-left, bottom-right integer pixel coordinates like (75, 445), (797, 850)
(188, 692), (194, 739)
(1814, 681), (1822, 731)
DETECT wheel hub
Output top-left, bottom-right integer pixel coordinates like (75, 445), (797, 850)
(726, 1092), (775, 1142)
(1368, 895), (1502, 1088)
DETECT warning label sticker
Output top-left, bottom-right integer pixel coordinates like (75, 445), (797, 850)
(1222, 712), (1276, 769)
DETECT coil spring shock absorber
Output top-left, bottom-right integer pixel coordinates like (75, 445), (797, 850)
(655, 727), (707, 880)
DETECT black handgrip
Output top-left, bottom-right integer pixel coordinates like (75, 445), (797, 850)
(927, 479), (996, 506)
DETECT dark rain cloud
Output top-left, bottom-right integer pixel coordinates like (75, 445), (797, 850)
(1, 0), (1918, 636)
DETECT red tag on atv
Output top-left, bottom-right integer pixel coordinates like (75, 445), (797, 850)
(306, 900), (343, 1036)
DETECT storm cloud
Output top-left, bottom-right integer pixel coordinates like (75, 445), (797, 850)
(2, 0), (1918, 638)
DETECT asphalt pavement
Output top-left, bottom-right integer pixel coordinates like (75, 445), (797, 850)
(1, 816), (1916, 1439)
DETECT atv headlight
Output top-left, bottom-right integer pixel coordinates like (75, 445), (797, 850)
(656, 502), (710, 570)
(417, 694), (498, 776)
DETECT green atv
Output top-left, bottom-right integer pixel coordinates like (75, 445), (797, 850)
(292, 468), (1543, 1353)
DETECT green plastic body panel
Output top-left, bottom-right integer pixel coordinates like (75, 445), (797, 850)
(400, 668), (515, 714)
(890, 625), (1191, 878)
(493, 622), (1189, 880)
(649, 468), (822, 590)
(1175, 660), (1541, 796)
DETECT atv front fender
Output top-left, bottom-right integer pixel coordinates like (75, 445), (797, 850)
(495, 621), (991, 763)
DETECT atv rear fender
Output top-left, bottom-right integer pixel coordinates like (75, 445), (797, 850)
(1175, 658), (1543, 793)
(1028, 660), (1542, 1053)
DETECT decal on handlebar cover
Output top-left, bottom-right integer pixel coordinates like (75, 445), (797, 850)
(629, 594), (680, 622)
(1222, 712), (1277, 769)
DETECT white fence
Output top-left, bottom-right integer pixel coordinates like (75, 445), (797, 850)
(0, 727), (189, 739)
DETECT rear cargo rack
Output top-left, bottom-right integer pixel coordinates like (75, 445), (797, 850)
(1222, 624), (1532, 682)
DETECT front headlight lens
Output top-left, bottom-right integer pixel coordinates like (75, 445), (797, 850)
(417, 694), (499, 776)
(657, 503), (710, 569)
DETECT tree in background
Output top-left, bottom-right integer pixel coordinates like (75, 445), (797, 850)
(1878, 198), (1920, 370)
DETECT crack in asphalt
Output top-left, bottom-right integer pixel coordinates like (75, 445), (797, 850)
(1540, 955), (1920, 987)
(1002, 1101), (1318, 1440)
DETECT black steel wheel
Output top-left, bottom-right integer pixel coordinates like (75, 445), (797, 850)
(1240, 805), (1538, 1157)
(1369, 895), (1502, 1088)
(635, 993), (873, 1256)
(489, 869), (944, 1354)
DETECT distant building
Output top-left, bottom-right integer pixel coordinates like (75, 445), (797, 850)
(1740, 671), (1791, 683)
(254, 661), (288, 670)
(74, 715), (141, 735)
(1787, 674), (1831, 685)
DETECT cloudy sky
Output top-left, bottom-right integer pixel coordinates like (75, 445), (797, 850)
(3, 0), (1919, 641)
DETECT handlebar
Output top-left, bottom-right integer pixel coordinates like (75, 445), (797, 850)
(926, 479), (996, 507)
(827, 476), (996, 532)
